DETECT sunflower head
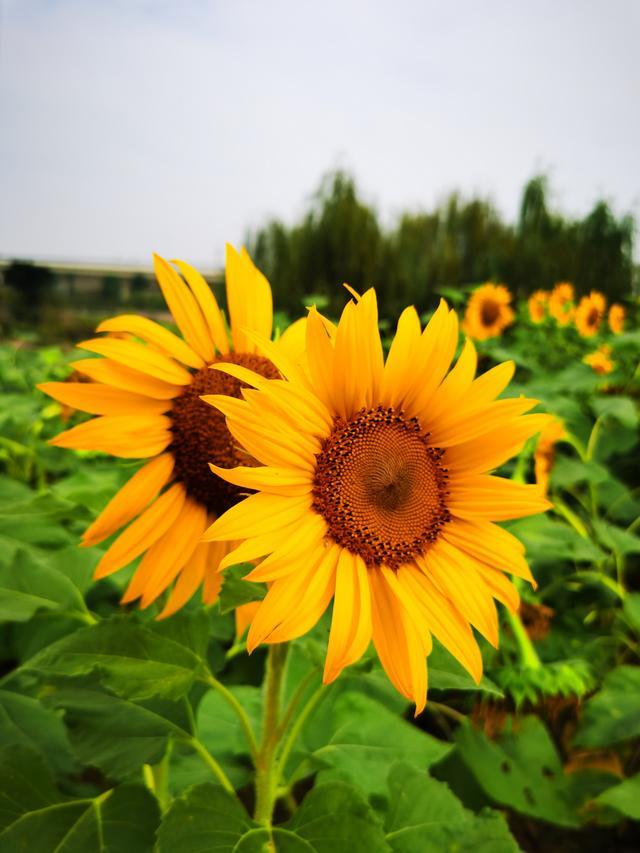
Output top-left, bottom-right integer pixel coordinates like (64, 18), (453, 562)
(575, 291), (606, 338)
(548, 282), (575, 326)
(39, 246), (304, 620)
(584, 344), (614, 375)
(462, 283), (515, 340)
(528, 290), (549, 324)
(608, 304), (625, 335)
(534, 417), (566, 495)
(204, 288), (550, 711)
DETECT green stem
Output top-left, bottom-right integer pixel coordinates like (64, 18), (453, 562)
(276, 667), (320, 739)
(254, 643), (289, 826)
(187, 735), (234, 793)
(427, 700), (465, 724)
(274, 683), (326, 785)
(203, 672), (259, 760)
(553, 497), (589, 539)
(504, 607), (541, 670)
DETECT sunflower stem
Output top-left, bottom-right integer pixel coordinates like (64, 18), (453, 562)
(274, 683), (327, 785)
(203, 672), (259, 760)
(187, 735), (234, 793)
(254, 643), (289, 826)
(504, 606), (541, 670)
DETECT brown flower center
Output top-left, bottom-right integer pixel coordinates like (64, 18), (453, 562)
(313, 406), (450, 569)
(587, 307), (600, 328)
(480, 299), (501, 326)
(170, 353), (279, 515)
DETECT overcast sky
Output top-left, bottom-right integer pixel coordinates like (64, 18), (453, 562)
(1, 0), (639, 268)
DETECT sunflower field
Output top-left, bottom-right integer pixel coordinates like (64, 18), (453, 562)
(0, 258), (639, 853)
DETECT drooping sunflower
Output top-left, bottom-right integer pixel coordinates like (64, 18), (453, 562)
(575, 291), (606, 338)
(528, 290), (549, 324)
(548, 282), (575, 326)
(534, 418), (566, 495)
(584, 344), (614, 375)
(608, 304), (625, 335)
(40, 246), (304, 619)
(462, 283), (515, 341)
(201, 291), (550, 711)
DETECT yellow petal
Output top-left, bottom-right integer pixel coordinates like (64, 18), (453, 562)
(203, 541), (231, 603)
(69, 359), (182, 400)
(173, 259), (230, 354)
(208, 464), (312, 497)
(323, 550), (372, 683)
(445, 414), (551, 475)
(448, 475), (551, 520)
(38, 382), (170, 417)
(97, 314), (204, 368)
(49, 415), (171, 458)
(82, 453), (174, 547)
(153, 254), (214, 361)
(380, 306), (422, 407)
(275, 316), (307, 363)
(442, 518), (536, 587)
(77, 337), (192, 385)
(158, 541), (211, 619)
(429, 397), (540, 447)
(242, 514), (328, 582)
(202, 493), (312, 542)
(226, 245), (273, 353)
(94, 482), (186, 579)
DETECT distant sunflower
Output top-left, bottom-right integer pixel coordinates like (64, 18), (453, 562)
(528, 290), (549, 324)
(575, 291), (606, 338)
(534, 418), (566, 495)
(40, 247), (304, 619)
(548, 282), (575, 326)
(462, 284), (514, 341)
(202, 291), (550, 711)
(608, 304), (625, 335)
(584, 345), (614, 375)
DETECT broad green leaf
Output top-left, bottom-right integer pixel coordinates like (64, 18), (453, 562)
(384, 763), (518, 852)
(574, 666), (640, 747)
(156, 783), (256, 852)
(0, 690), (76, 775)
(305, 692), (450, 798)
(455, 717), (597, 827)
(592, 518), (640, 556)
(0, 546), (88, 623)
(550, 456), (608, 489)
(0, 744), (59, 832)
(0, 475), (32, 507)
(591, 396), (638, 430)
(428, 640), (503, 696)
(219, 563), (266, 613)
(44, 684), (191, 778)
(24, 617), (204, 700)
(595, 774), (640, 820)
(0, 492), (77, 545)
(286, 781), (389, 852)
(507, 515), (604, 563)
(622, 593), (640, 635)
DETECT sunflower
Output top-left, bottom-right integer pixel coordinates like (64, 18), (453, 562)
(40, 246), (305, 619)
(548, 282), (575, 326)
(462, 283), (515, 341)
(528, 290), (549, 324)
(608, 304), (625, 335)
(575, 291), (606, 338)
(201, 291), (550, 711)
(584, 345), (614, 375)
(534, 418), (566, 495)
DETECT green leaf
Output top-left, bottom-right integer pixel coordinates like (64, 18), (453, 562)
(0, 546), (88, 623)
(156, 783), (256, 853)
(304, 692), (450, 798)
(455, 717), (596, 827)
(507, 515), (604, 563)
(0, 751), (159, 853)
(550, 457), (608, 489)
(44, 684), (191, 778)
(596, 774), (640, 820)
(24, 617), (204, 701)
(622, 593), (640, 635)
(0, 690), (77, 776)
(0, 493), (77, 546)
(574, 666), (640, 747)
(592, 518), (640, 556)
(218, 563), (266, 614)
(591, 396), (639, 430)
(384, 763), (518, 852)
(428, 640), (503, 696)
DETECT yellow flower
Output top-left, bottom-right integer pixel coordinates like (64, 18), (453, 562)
(584, 344), (614, 375)
(40, 246), (305, 619)
(575, 291), (606, 338)
(534, 418), (566, 495)
(203, 292), (550, 711)
(528, 290), (549, 324)
(608, 304), (625, 334)
(462, 283), (515, 340)
(548, 282), (575, 326)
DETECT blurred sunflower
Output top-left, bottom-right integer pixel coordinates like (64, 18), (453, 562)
(202, 291), (550, 711)
(608, 304), (625, 334)
(40, 247), (304, 619)
(548, 282), (575, 326)
(534, 418), (566, 495)
(575, 291), (606, 338)
(584, 345), (614, 375)
(528, 290), (548, 324)
(462, 283), (515, 340)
